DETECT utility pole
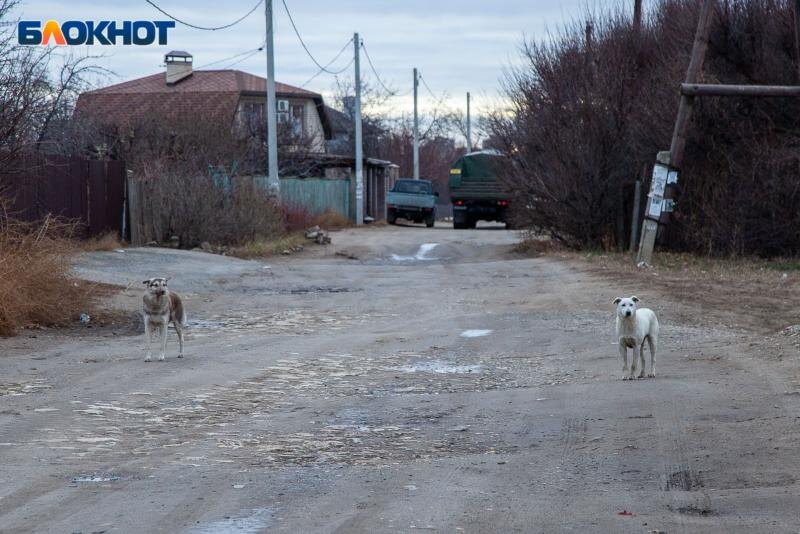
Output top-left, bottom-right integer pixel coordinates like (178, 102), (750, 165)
(466, 91), (472, 154)
(413, 67), (419, 179)
(637, 0), (714, 265)
(265, 0), (279, 195)
(794, 0), (800, 81)
(353, 33), (364, 225)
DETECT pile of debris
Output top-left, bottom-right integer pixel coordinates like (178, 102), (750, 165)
(305, 226), (332, 245)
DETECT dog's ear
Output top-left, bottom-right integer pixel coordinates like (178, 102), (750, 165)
(142, 279), (151, 285)
(613, 297), (622, 304)
(631, 296), (640, 303)
(164, 277), (171, 283)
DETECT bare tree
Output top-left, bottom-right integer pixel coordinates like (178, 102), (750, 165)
(0, 1), (111, 168)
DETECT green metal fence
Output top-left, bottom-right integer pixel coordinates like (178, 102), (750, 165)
(279, 177), (350, 217)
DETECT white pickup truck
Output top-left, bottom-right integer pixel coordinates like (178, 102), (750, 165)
(386, 179), (438, 228)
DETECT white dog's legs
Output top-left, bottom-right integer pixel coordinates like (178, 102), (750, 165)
(628, 345), (640, 380)
(647, 336), (657, 378)
(619, 344), (629, 380)
(174, 321), (184, 358)
(158, 321), (168, 361)
(637, 342), (647, 379)
(144, 321), (153, 362)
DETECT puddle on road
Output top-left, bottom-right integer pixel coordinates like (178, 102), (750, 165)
(397, 360), (482, 374)
(190, 508), (273, 534)
(391, 243), (439, 262)
(460, 329), (493, 338)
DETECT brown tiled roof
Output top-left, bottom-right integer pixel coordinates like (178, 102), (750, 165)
(84, 70), (320, 97)
(74, 70), (323, 131)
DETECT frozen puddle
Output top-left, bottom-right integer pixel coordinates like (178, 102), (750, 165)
(190, 508), (273, 534)
(398, 360), (482, 374)
(391, 243), (439, 261)
(460, 329), (493, 338)
(71, 473), (123, 483)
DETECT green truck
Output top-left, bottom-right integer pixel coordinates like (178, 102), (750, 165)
(448, 150), (511, 229)
(386, 178), (438, 227)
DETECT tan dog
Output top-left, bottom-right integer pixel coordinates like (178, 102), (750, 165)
(142, 277), (185, 361)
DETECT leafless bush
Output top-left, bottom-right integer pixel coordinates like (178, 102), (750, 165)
(135, 160), (284, 248)
(490, 0), (800, 256)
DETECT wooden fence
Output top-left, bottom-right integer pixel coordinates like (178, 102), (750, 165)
(0, 156), (126, 237)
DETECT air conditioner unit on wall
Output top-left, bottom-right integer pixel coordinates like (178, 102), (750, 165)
(277, 100), (289, 112)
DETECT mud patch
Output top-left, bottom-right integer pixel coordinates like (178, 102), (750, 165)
(187, 310), (369, 337)
(221, 406), (515, 467)
(64, 348), (590, 461)
(666, 468), (703, 491)
(0, 380), (52, 397)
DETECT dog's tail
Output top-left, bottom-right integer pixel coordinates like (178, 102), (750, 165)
(169, 292), (186, 327)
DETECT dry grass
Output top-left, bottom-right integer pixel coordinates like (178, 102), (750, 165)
(315, 210), (351, 230)
(81, 231), (123, 252)
(579, 251), (799, 284)
(229, 232), (307, 259)
(571, 250), (800, 334)
(513, 234), (564, 256)
(0, 210), (91, 337)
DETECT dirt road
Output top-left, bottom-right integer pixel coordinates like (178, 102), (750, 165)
(1, 225), (800, 533)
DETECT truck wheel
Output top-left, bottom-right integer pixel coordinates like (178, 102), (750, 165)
(425, 217), (435, 228)
(468, 218), (477, 229)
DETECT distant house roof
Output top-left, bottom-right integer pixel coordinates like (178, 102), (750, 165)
(324, 105), (351, 137)
(74, 70), (331, 137)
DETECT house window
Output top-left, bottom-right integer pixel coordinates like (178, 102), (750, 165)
(291, 104), (304, 138)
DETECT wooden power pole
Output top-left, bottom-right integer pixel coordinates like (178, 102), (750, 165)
(637, 0), (714, 265)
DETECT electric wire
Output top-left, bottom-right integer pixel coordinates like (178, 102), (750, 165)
(224, 47), (264, 69)
(418, 72), (447, 105)
(281, 0), (352, 75)
(361, 40), (410, 97)
(196, 43), (265, 69)
(145, 0), (264, 31)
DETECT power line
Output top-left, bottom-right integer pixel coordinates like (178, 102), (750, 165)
(418, 72), (447, 104)
(299, 38), (355, 88)
(360, 40), (409, 97)
(196, 43), (265, 69)
(224, 47), (264, 69)
(281, 0), (351, 75)
(144, 0), (263, 31)
(301, 56), (355, 88)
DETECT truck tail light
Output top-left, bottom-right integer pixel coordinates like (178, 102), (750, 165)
(499, 200), (509, 207)
(455, 200), (464, 206)
(423, 207), (432, 212)
(387, 203), (395, 209)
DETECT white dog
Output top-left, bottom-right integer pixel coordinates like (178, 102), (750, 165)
(142, 277), (185, 361)
(613, 296), (659, 380)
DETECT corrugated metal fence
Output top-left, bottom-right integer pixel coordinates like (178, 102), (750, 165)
(0, 156), (126, 237)
(279, 177), (350, 217)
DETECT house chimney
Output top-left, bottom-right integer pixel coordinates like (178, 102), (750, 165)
(165, 51), (193, 85)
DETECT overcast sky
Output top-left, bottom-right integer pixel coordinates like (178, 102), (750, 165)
(16, 0), (634, 114)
